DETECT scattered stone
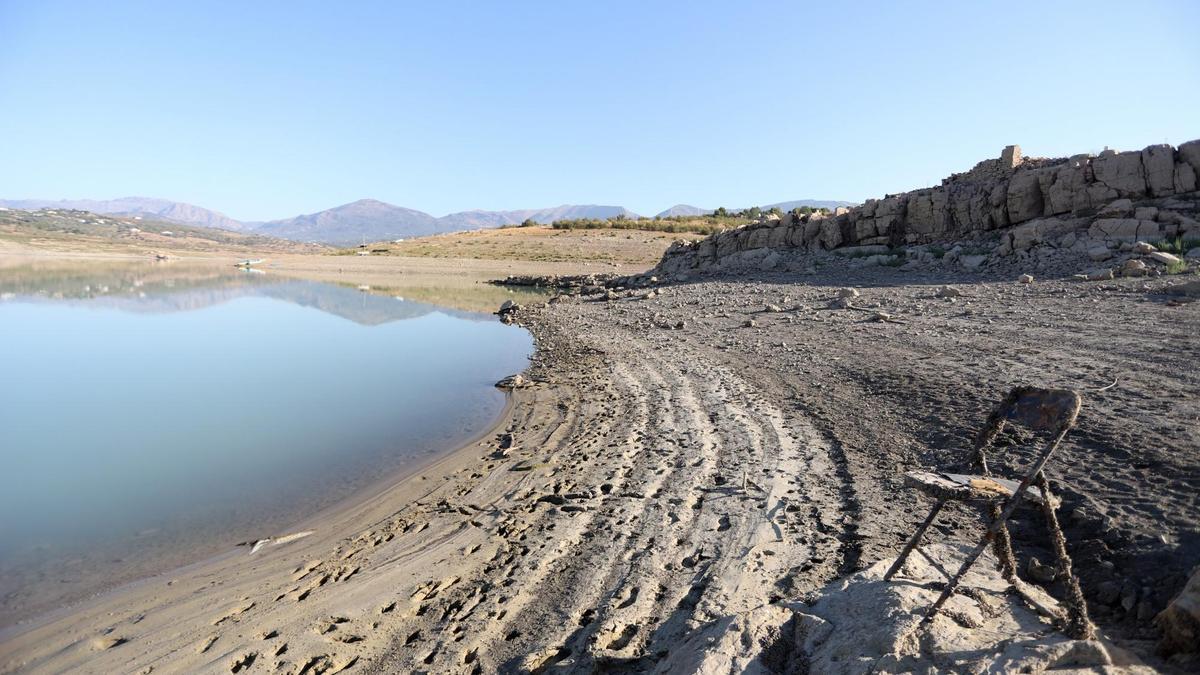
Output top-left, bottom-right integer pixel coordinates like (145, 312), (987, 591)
(1163, 279), (1200, 298)
(960, 254), (988, 270)
(1148, 251), (1181, 266)
(1027, 557), (1057, 585)
(1088, 245), (1114, 261)
(495, 374), (531, 390)
(868, 311), (905, 324)
(1134, 241), (1158, 254)
(936, 286), (962, 298)
(836, 287), (859, 299)
(1081, 269), (1115, 281)
(1018, 274), (1034, 284)
(764, 304), (783, 313)
(1156, 566), (1200, 656)
(742, 319), (759, 328)
(1121, 259), (1148, 277)
(496, 300), (522, 324)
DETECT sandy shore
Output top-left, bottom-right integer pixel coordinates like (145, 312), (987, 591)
(1, 256), (1196, 673)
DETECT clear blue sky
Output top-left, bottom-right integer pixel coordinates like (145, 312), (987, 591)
(1, 1), (1197, 221)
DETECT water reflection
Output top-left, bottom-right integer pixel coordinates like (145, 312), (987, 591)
(0, 261), (547, 322)
(0, 261), (537, 626)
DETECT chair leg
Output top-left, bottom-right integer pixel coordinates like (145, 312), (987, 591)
(922, 414), (1076, 626)
(988, 503), (1019, 584)
(1034, 472), (1094, 640)
(885, 498), (946, 581)
(920, 531), (993, 625)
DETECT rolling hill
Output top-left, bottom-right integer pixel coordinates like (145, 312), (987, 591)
(654, 199), (856, 218)
(250, 199), (444, 245)
(3, 197), (853, 246)
(252, 202), (642, 245)
(0, 197), (246, 232)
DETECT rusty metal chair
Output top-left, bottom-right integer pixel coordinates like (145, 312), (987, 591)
(885, 386), (1094, 640)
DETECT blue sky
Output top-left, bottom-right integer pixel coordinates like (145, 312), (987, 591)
(1, 1), (1197, 221)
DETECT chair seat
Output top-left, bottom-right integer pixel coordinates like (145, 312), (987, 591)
(904, 470), (1055, 506)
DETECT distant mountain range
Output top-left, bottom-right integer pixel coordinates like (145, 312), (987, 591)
(1, 196), (854, 246)
(250, 199), (444, 244)
(0, 197), (246, 232)
(655, 199), (855, 218)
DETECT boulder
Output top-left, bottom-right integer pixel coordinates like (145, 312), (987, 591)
(936, 286), (962, 298)
(495, 373), (531, 390)
(1148, 251), (1181, 266)
(1006, 171), (1045, 223)
(1141, 144), (1176, 197)
(1098, 198), (1134, 218)
(1178, 139), (1200, 177)
(1009, 217), (1078, 251)
(1084, 268), (1115, 281)
(1092, 149), (1148, 196)
(1134, 241), (1157, 254)
(1175, 161), (1198, 193)
(1088, 246), (1114, 261)
(835, 244), (891, 257)
(1028, 557), (1058, 585)
(856, 254), (899, 267)
(1121, 259), (1148, 277)
(836, 287), (860, 299)
(961, 254), (989, 270)
(1019, 274), (1035, 284)
(1156, 566), (1200, 656)
(1089, 218), (1160, 242)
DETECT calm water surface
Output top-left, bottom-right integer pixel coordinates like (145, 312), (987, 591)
(0, 264), (537, 626)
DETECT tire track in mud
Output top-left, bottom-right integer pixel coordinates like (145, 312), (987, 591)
(354, 319), (848, 673)
(3, 299), (851, 675)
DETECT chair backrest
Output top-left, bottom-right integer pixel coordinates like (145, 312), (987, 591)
(972, 386), (1082, 477)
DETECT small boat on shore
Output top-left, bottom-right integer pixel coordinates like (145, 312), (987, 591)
(234, 259), (264, 267)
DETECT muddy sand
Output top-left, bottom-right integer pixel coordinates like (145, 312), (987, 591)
(0, 262), (1196, 674)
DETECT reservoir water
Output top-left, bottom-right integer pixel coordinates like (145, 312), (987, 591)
(0, 262), (538, 627)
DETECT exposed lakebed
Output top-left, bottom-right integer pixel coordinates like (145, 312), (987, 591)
(0, 262), (538, 627)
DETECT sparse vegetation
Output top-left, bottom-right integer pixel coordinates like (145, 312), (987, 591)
(360, 225), (705, 265)
(545, 205), (832, 236)
(1156, 236), (1200, 255)
(0, 208), (322, 254)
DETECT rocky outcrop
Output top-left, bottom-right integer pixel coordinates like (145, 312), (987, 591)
(653, 140), (1200, 276)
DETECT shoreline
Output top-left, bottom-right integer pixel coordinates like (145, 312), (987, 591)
(0, 393), (521, 644)
(1, 260), (1195, 673)
(0, 377), (540, 673)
